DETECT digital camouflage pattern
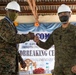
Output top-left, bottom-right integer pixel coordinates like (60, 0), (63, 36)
(37, 24), (76, 75)
(0, 18), (31, 75)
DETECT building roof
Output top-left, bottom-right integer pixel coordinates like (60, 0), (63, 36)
(0, 0), (76, 22)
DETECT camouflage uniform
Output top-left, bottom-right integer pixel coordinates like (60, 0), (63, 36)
(0, 17), (31, 75)
(37, 24), (76, 75)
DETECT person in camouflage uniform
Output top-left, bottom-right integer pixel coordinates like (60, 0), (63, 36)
(34, 4), (76, 75)
(0, 1), (34, 75)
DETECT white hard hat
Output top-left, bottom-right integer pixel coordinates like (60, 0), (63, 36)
(5, 1), (21, 12)
(57, 4), (72, 14)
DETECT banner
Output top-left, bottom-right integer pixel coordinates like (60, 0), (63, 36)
(17, 22), (76, 74)
(18, 31), (55, 74)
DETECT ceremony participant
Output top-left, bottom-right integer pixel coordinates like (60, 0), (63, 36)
(34, 4), (76, 75)
(0, 1), (34, 75)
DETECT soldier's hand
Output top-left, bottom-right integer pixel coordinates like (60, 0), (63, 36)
(71, 65), (76, 73)
(27, 32), (35, 40)
(20, 61), (26, 69)
(34, 36), (40, 44)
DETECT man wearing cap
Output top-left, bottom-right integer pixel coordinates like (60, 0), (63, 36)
(0, 1), (35, 75)
(34, 4), (76, 75)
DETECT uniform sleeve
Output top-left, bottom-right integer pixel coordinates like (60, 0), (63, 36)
(75, 30), (76, 46)
(0, 21), (30, 44)
(37, 33), (54, 50)
(75, 31), (76, 44)
(17, 52), (23, 62)
(73, 29), (76, 66)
